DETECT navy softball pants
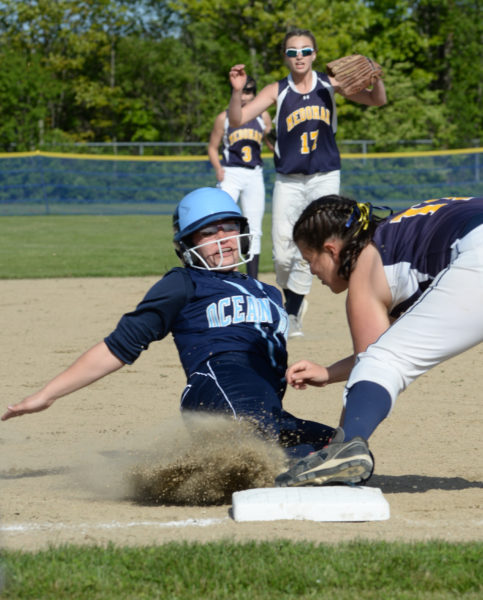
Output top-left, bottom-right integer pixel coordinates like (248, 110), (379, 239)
(180, 352), (334, 459)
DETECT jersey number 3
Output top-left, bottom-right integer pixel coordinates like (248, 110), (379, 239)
(241, 145), (252, 163)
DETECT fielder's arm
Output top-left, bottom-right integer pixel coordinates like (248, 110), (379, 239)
(332, 76), (387, 106)
(262, 111), (275, 152)
(207, 111), (226, 182)
(228, 64), (277, 127)
(286, 355), (355, 390)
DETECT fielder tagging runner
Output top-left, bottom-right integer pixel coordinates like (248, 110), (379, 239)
(276, 195), (483, 487)
(2, 188), (335, 463)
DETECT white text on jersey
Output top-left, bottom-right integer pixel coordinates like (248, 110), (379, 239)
(206, 295), (272, 327)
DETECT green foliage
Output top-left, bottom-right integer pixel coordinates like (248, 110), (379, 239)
(0, 0), (480, 150)
(2, 540), (482, 598)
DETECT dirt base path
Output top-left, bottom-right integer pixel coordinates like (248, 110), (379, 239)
(1, 275), (481, 551)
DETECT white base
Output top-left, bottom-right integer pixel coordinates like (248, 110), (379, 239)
(232, 486), (390, 522)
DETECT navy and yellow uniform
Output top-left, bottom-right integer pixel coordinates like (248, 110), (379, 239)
(215, 113), (268, 260)
(220, 114), (265, 169)
(373, 196), (483, 318)
(274, 71), (340, 175)
(346, 196), (483, 423)
(271, 71), (342, 307)
(105, 267), (334, 457)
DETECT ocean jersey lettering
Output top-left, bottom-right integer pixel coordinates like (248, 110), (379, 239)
(206, 296), (272, 327)
(172, 269), (288, 376)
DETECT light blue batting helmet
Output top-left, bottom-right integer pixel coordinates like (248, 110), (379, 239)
(173, 187), (246, 242)
(172, 187), (251, 268)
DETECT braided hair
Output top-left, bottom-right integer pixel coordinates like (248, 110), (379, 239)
(293, 195), (386, 280)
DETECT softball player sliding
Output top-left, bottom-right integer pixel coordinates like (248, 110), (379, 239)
(275, 195), (483, 487)
(2, 188), (334, 461)
(208, 76), (272, 280)
(228, 28), (386, 337)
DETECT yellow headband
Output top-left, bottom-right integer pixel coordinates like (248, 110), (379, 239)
(345, 202), (372, 235)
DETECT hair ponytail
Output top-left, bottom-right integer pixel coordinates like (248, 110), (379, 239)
(293, 195), (387, 280)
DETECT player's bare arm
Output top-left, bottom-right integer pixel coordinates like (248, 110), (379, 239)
(286, 354), (355, 389)
(261, 111), (274, 152)
(331, 76), (387, 107)
(346, 244), (392, 354)
(207, 111), (226, 182)
(2, 342), (125, 421)
(228, 65), (277, 127)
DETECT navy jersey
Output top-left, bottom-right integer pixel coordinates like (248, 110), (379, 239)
(274, 71), (340, 175)
(373, 196), (483, 318)
(220, 113), (265, 169)
(105, 267), (288, 378)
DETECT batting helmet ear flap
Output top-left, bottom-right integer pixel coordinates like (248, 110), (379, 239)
(179, 240), (194, 267)
(239, 219), (251, 256)
(173, 238), (194, 267)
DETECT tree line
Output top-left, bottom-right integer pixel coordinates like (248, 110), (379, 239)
(0, 0), (481, 153)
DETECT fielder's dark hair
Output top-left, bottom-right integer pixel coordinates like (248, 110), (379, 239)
(230, 74), (257, 95)
(293, 195), (385, 280)
(242, 75), (257, 94)
(282, 28), (318, 53)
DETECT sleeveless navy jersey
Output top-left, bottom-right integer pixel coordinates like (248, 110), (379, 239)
(373, 196), (483, 318)
(105, 267), (288, 378)
(220, 113), (265, 169)
(274, 71), (340, 175)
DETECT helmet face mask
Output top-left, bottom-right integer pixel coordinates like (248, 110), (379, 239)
(173, 188), (253, 271)
(180, 230), (253, 271)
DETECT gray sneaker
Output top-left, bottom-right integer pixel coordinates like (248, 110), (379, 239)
(275, 428), (374, 487)
(287, 299), (308, 339)
(288, 314), (303, 338)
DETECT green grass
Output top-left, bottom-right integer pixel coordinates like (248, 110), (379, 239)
(1, 540), (481, 599)
(0, 214), (274, 279)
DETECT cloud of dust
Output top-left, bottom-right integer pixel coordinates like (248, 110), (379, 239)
(70, 413), (288, 506)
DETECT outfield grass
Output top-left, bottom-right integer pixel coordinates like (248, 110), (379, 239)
(2, 540), (481, 599)
(0, 215), (274, 279)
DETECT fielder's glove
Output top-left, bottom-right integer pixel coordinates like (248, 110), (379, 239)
(326, 54), (383, 96)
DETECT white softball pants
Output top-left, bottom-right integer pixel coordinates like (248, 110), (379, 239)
(218, 166), (265, 255)
(272, 170), (340, 294)
(345, 224), (483, 410)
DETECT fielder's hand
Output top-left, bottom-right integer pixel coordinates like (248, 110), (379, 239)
(286, 360), (330, 389)
(229, 64), (248, 92)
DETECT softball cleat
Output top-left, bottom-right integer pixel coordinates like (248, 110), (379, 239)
(275, 428), (374, 487)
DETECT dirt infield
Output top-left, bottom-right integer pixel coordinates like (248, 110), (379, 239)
(1, 275), (481, 551)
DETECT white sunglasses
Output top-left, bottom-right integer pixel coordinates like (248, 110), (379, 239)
(285, 47), (314, 58)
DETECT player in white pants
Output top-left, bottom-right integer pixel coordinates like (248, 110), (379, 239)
(276, 194), (483, 487)
(208, 76), (272, 279)
(272, 170), (340, 295)
(228, 28), (386, 336)
(219, 164), (265, 257)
